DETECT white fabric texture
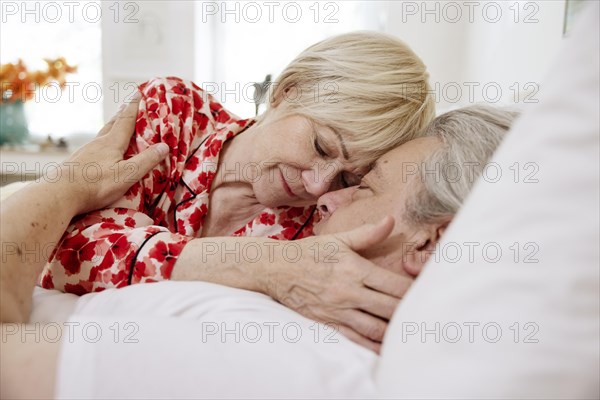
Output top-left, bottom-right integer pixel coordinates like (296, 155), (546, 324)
(377, 3), (599, 399)
(54, 281), (378, 399)
(30, 287), (78, 323)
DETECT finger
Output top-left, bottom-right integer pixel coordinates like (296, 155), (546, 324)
(335, 215), (394, 252)
(355, 287), (400, 320)
(363, 267), (413, 299)
(339, 309), (388, 342)
(337, 325), (382, 354)
(97, 101), (131, 137)
(110, 91), (142, 149)
(118, 143), (169, 183)
(96, 114), (118, 137)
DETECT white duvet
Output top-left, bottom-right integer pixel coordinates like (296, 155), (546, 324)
(31, 282), (378, 399)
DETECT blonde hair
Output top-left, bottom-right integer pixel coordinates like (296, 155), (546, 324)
(264, 31), (435, 165)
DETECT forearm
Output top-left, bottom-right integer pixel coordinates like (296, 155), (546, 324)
(171, 237), (278, 295)
(0, 180), (82, 323)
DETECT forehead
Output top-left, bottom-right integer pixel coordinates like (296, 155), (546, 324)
(367, 137), (440, 187)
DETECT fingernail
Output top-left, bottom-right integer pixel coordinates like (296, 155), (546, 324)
(155, 143), (169, 157)
(133, 91), (142, 101)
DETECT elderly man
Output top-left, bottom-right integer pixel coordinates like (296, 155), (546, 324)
(1, 105), (515, 398)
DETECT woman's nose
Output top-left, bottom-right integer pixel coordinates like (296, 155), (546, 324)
(301, 168), (332, 198)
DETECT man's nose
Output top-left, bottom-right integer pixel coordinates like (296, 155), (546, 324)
(316, 187), (353, 219)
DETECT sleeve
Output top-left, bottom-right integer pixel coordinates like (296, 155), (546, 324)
(38, 77), (224, 295)
(39, 208), (192, 295)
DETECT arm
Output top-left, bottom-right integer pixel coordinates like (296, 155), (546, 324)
(0, 97), (168, 399)
(172, 216), (411, 353)
(0, 95), (168, 323)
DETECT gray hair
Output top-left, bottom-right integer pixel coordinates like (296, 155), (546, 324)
(404, 105), (519, 225)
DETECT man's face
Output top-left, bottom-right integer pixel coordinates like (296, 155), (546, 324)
(314, 137), (443, 278)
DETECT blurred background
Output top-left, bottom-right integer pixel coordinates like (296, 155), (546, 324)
(0, 0), (587, 181)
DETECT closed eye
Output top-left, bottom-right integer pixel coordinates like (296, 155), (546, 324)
(314, 137), (329, 157)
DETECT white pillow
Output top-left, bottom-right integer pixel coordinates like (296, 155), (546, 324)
(377, 3), (599, 399)
(55, 281), (378, 399)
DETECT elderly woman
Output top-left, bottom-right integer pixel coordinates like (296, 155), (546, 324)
(39, 31), (434, 341)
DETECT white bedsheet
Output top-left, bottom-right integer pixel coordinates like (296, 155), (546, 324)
(31, 282), (378, 399)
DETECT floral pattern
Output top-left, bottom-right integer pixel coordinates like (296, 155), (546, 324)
(39, 77), (318, 295)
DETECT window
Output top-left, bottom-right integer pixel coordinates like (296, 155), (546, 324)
(196, 1), (387, 118)
(0, 0), (103, 139)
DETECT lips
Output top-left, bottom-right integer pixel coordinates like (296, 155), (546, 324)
(279, 169), (297, 198)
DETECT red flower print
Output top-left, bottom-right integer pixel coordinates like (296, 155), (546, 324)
(56, 232), (96, 276)
(216, 110), (230, 123)
(111, 269), (129, 287)
(209, 101), (221, 113)
(192, 90), (204, 109)
(281, 227), (298, 240)
(135, 117), (148, 135)
(194, 112), (209, 131)
(41, 271), (54, 289)
(148, 240), (182, 263)
(171, 96), (185, 115)
(97, 250), (115, 271)
(197, 171), (215, 189)
(64, 281), (93, 296)
(105, 234), (132, 260)
(186, 155), (200, 171)
(172, 82), (189, 95)
(286, 207), (304, 219)
(189, 205), (208, 233)
(163, 127), (178, 149)
(259, 212), (275, 226)
(147, 100), (159, 113)
(146, 85), (157, 98)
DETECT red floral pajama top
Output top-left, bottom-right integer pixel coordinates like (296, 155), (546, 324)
(39, 77), (318, 295)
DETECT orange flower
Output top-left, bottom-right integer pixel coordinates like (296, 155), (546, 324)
(0, 57), (77, 103)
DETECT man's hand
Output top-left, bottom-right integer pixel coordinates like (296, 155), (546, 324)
(265, 216), (412, 353)
(58, 93), (169, 215)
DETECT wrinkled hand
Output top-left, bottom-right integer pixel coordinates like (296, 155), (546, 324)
(56, 93), (168, 215)
(266, 216), (412, 353)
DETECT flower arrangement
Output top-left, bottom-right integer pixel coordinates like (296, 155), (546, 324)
(0, 57), (77, 103)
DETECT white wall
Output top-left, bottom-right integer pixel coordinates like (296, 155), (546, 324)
(101, 1), (195, 120)
(100, 0), (569, 118)
(385, 0), (566, 112)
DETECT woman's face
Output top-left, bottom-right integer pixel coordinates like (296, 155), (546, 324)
(248, 110), (367, 208)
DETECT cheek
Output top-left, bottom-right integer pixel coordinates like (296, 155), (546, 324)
(317, 207), (364, 235)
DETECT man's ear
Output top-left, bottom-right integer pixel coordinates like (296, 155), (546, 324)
(403, 219), (451, 277)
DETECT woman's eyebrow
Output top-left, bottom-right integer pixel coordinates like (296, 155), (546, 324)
(329, 127), (349, 160)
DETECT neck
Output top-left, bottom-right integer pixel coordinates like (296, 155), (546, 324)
(211, 123), (259, 190)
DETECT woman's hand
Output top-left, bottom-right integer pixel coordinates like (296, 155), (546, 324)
(172, 217), (411, 354)
(56, 93), (169, 215)
(265, 216), (412, 353)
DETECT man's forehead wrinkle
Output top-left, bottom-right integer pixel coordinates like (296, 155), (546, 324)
(372, 160), (384, 180)
(363, 160), (387, 190)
